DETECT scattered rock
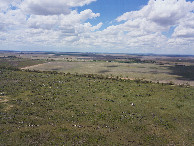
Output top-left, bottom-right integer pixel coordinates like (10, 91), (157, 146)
(131, 103), (135, 106)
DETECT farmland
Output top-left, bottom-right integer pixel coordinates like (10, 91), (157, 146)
(0, 51), (194, 145)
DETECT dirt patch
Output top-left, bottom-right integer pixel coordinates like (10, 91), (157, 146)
(0, 96), (14, 111)
(21, 62), (50, 70)
(5, 105), (14, 111)
(0, 97), (8, 103)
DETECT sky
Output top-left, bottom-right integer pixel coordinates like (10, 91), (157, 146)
(0, 0), (194, 54)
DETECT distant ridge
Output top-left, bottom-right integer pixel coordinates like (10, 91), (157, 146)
(0, 50), (194, 57)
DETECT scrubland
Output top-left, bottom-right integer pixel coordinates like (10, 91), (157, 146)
(0, 56), (193, 145)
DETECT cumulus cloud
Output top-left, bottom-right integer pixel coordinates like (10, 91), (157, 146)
(21, 0), (70, 15)
(0, 9), (26, 31)
(0, 0), (12, 11)
(27, 9), (101, 41)
(0, 0), (22, 11)
(172, 13), (194, 38)
(20, 0), (96, 15)
(117, 0), (194, 27)
(108, 0), (194, 53)
(173, 26), (194, 38)
(0, 0), (194, 54)
(0, 0), (101, 46)
(147, 0), (193, 26)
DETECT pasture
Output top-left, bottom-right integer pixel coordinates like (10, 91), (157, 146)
(0, 52), (194, 145)
(23, 61), (194, 86)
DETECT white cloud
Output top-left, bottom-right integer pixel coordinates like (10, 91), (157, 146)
(0, 0), (22, 11)
(60, 9), (100, 26)
(108, 0), (194, 53)
(146, 0), (193, 27)
(90, 22), (103, 31)
(0, 9), (26, 31)
(172, 13), (194, 38)
(0, 0), (194, 54)
(117, 0), (194, 27)
(20, 0), (96, 15)
(26, 9), (101, 42)
(0, 0), (101, 46)
(21, 0), (70, 15)
(173, 26), (194, 38)
(0, 0), (12, 11)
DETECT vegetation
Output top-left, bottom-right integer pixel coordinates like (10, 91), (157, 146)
(116, 59), (156, 64)
(23, 60), (194, 86)
(0, 57), (193, 145)
(0, 56), (45, 69)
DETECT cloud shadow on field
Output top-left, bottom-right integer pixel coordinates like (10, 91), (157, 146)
(98, 70), (110, 74)
(107, 65), (118, 68)
(167, 65), (194, 81)
(51, 68), (63, 71)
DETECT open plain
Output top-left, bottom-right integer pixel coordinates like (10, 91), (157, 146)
(0, 51), (194, 145)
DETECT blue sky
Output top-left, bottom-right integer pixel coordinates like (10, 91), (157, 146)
(0, 0), (194, 54)
(78, 0), (148, 29)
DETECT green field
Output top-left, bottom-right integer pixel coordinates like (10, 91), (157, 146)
(0, 56), (46, 69)
(0, 57), (194, 145)
(23, 61), (194, 86)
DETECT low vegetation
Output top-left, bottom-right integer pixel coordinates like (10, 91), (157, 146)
(0, 57), (193, 145)
(0, 56), (45, 69)
(23, 60), (194, 86)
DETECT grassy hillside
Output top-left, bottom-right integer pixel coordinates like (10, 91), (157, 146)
(0, 66), (193, 145)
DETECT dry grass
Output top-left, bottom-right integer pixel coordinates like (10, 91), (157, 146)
(23, 61), (194, 86)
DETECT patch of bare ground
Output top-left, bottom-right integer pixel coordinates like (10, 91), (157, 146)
(0, 96), (14, 110)
(21, 62), (50, 70)
(0, 97), (8, 103)
(120, 77), (194, 86)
